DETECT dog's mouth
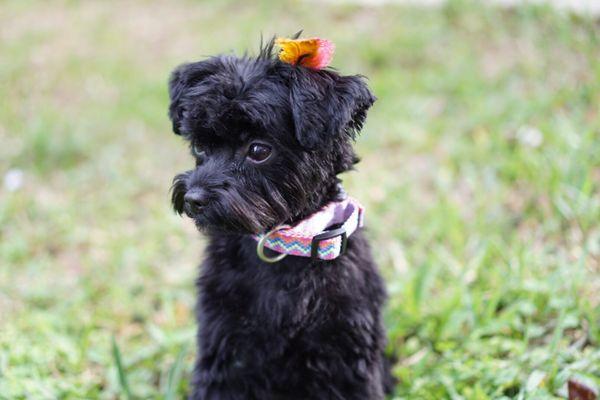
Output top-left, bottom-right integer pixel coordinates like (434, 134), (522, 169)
(183, 199), (269, 235)
(173, 174), (287, 235)
(190, 213), (215, 232)
(183, 205), (220, 233)
(183, 203), (205, 220)
(182, 200), (213, 227)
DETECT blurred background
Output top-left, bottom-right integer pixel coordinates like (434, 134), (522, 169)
(1, 0), (599, 398)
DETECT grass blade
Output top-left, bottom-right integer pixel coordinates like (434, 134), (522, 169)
(112, 335), (133, 400)
(165, 344), (190, 400)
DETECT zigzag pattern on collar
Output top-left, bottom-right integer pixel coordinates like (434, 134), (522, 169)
(254, 197), (364, 261)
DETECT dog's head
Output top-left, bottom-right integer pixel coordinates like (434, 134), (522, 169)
(169, 38), (375, 234)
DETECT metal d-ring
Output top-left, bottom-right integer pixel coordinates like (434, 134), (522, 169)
(256, 224), (291, 263)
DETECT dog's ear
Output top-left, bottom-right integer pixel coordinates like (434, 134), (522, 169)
(289, 70), (376, 148)
(168, 61), (217, 136)
(171, 172), (189, 214)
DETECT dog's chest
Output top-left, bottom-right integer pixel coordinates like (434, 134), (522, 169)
(199, 235), (342, 332)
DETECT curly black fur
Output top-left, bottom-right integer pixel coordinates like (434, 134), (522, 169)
(168, 37), (395, 399)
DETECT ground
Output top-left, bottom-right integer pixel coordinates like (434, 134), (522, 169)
(0, 1), (599, 399)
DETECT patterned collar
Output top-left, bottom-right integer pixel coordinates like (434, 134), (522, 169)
(254, 197), (365, 263)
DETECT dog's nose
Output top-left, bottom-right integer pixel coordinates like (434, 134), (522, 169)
(184, 189), (209, 215)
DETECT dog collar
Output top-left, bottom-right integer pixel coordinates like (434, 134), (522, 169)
(254, 197), (364, 263)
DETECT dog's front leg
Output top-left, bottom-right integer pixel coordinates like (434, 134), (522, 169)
(190, 380), (248, 400)
(189, 331), (280, 400)
(189, 357), (253, 400)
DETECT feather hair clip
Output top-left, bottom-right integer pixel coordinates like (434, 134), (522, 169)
(275, 37), (335, 70)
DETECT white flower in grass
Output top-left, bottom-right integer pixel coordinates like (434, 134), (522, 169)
(516, 125), (543, 148)
(4, 169), (24, 192)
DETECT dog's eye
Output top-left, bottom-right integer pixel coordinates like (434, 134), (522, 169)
(192, 142), (206, 159)
(247, 143), (272, 163)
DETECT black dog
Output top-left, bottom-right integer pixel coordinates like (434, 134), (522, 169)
(169, 37), (394, 399)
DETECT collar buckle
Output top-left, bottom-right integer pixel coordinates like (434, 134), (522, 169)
(311, 226), (347, 261)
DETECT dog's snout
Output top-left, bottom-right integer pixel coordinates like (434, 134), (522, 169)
(184, 189), (209, 215)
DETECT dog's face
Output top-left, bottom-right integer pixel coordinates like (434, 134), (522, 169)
(169, 46), (375, 234)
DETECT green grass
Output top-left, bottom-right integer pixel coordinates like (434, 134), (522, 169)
(1, 0), (599, 398)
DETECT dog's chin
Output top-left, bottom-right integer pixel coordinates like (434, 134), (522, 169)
(189, 214), (212, 232)
(186, 208), (267, 236)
